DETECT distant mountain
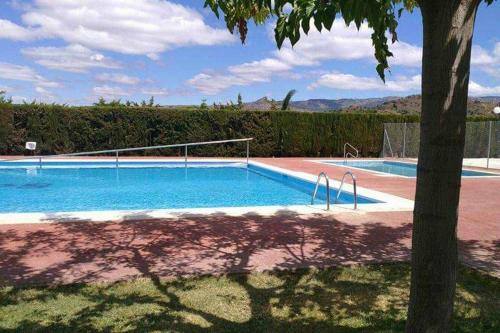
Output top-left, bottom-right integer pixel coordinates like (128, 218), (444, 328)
(243, 96), (401, 112)
(472, 96), (500, 104)
(243, 95), (500, 115)
(242, 97), (279, 111)
(291, 96), (400, 111)
(352, 95), (500, 116)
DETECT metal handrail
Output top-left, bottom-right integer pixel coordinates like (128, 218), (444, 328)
(0, 138), (253, 167)
(383, 129), (394, 158)
(335, 171), (357, 209)
(345, 152), (356, 159)
(344, 143), (359, 162)
(311, 172), (331, 210)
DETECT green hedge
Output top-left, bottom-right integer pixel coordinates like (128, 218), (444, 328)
(0, 104), (437, 157)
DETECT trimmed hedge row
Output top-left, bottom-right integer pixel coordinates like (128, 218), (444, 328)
(0, 104), (489, 157)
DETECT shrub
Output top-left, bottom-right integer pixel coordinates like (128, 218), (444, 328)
(0, 105), (492, 157)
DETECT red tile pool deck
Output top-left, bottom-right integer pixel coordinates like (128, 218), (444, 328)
(0, 157), (498, 286)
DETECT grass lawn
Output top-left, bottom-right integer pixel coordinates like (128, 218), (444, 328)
(0, 263), (498, 332)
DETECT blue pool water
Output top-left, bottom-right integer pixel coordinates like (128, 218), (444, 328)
(0, 162), (377, 213)
(323, 160), (497, 177)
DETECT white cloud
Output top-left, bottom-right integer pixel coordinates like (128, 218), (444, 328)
(0, 85), (15, 93)
(34, 86), (56, 101)
(228, 58), (291, 81)
(471, 43), (500, 79)
(468, 81), (500, 96)
(275, 22), (372, 66)
(140, 88), (171, 96)
(0, 19), (40, 41)
(21, 44), (121, 73)
(0, 62), (60, 90)
(309, 72), (500, 96)
(390, 42), (422, 67)
(308, 72), (421, 92)
(188, 21), (423, 94)
(187, 73), (240, 95)
(8, 0), (33, 11)
(481, 67), (500, 79)
(93, 85), (130, 99)
(1, 0), (234, 59)
(274, 21), (421, 68)
(11, 95), (29, 104)
(96, 73), (140, 85)
(188, 58), (295, 95)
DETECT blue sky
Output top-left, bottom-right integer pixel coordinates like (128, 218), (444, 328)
(0, 0), (498, 105)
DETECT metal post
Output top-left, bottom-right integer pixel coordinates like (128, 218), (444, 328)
(115, 151), (119, 168)
(185, 145), (188, 168)
(39, 157), (42, 169)
(402, 122), (407, 158)
(487, 121), (492, 169)
(246, 140), (249, 165)
(384, 129), (394, 158)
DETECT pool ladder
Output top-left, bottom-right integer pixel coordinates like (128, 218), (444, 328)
(344, 143), (359, 162)
(311, 171), (358, 210)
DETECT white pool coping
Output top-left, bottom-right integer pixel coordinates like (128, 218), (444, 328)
(309, 159), (500, 179)
(0, 158), (415, 225)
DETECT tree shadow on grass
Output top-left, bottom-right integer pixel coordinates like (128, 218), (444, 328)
(458, 239), (500, 278)
(0, 211), (496, 332)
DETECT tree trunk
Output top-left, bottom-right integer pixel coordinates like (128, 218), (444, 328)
(406, 1), (480, 332)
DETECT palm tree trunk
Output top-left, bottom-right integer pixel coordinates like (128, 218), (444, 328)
(406, 1), (480, 332)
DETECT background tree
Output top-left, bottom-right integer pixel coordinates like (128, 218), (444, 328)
(204, 0), (497, 332)
(148, 96), (155, 107)
(93, 97), (123, 107)
(281, 89), (297, 110)
(0, 91), (12, 104)
(200, 98), (209, 110)
(237, 93), (243, 109)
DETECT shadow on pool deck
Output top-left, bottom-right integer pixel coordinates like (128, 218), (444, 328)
(0, 209), (497, 287)
(0, 210), (415, 287)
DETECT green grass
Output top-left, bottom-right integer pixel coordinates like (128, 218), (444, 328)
(0, 263), (498, 332)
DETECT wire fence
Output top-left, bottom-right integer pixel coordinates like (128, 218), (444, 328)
(382, 121), (499, 168)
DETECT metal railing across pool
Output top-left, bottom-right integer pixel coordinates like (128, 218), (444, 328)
(0, 138), (254, 168)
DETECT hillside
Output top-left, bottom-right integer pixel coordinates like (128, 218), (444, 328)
(243, 96), (400, 112)
(346, 95), (500, 115)
(243, 95), (500, 115)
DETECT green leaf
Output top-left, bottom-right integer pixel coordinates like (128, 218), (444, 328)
(323, 6), (335, 30)
(275, 16), (287, 48)
(305, 2), (315, 17)
(289, 25), (300, 46)
(313, 16), (322, 31)
(376, 63), (386, 82)
(301, 18), (310, 34)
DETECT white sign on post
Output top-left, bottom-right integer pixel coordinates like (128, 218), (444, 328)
(25, 142), (37, 150)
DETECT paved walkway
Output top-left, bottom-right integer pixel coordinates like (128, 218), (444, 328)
(0, 158), (498, 286)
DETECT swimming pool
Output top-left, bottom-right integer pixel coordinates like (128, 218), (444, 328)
(320, 160), (499, 177)
(0, 161), (377, 213)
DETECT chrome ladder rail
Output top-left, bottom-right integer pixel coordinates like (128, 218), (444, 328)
(344, 143), (359, 162)
(311, 172), (331, 210)
(335, 171), (358, 209)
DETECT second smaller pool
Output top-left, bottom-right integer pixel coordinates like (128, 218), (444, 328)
(320, 160), (498, 177)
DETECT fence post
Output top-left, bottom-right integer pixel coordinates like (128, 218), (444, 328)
(487, 121), (492, 169)
(185, 145), (188, 168)
(402, 122), (407, 158)
(115, 151), (119, 168)
(246, 140), (249, 165)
